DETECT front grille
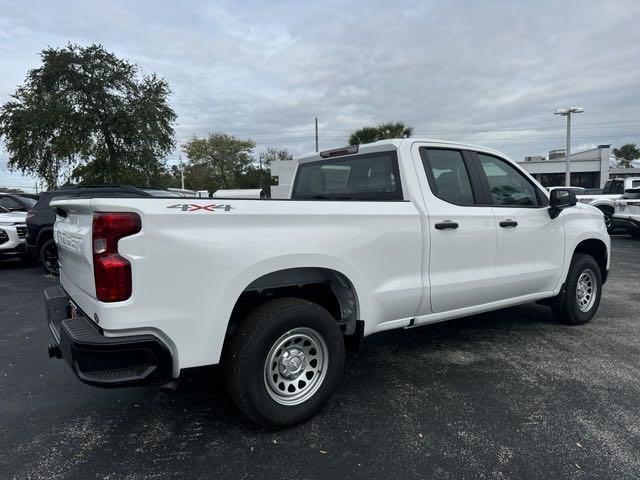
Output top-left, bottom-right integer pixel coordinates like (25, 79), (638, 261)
(16, 226), (26, 239)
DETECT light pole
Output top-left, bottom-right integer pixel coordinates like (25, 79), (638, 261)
(554, 107), (584, 186)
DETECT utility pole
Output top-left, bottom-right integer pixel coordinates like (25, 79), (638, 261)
(315, 117), (319, 152)
(179, 155), (185, 190)
(554, 107), (584, 186)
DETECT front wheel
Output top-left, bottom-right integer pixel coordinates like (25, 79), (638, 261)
(552, 253), (602, 325)
(225, 298), (345, 428)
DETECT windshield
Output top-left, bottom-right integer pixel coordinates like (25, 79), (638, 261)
(17, 196), (37, 207)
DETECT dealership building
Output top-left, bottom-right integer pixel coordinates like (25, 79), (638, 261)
(517, 145), (614, 189)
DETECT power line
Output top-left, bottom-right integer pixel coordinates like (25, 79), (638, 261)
(214, 119), (640, 139)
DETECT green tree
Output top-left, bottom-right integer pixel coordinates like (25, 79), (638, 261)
(183, 133), (255, 192)
(259, 148), (293, 167)
(348, 122), (413, 145)
(613, 143), (640, 168)
(0, 44), (176, 189)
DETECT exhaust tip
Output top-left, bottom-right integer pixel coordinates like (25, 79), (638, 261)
(48, 344), (63, 359)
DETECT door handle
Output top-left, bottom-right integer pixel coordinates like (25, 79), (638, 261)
(434, 221), (459, 230)
(499, 220), (518, 228)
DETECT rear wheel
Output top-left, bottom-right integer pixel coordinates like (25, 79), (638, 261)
(40, 238), (59, 275)
(551, 253), (602, 325)
(225, 297), (345, 428)
(597, 206), (614, 233)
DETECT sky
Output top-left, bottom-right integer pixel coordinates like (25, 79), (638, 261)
(1, 0), (640, 191)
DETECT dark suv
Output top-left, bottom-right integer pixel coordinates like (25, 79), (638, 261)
(26, 185), (180, 274)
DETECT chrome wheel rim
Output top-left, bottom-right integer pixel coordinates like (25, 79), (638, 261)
(576, 268), (597, 312)
(264, 327), (328, 406)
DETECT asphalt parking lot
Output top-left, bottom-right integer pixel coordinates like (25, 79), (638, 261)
(1, 237), (639, 480)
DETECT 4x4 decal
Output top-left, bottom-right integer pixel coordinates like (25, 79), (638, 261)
(167, 204), (233, 212)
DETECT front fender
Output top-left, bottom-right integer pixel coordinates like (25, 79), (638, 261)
(557, 206), (610, 288)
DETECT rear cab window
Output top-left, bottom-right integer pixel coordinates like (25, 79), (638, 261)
(292, 150), (403, 200)
(419, 148), (475, 205)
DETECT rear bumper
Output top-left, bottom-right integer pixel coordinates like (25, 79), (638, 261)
(44, 285), (173, 387)
(612, 215), (640, 232)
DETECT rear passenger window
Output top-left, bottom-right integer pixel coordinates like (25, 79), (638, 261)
(420, 148), (475, 205)
(292, 151), (402, 200)
(478, 154), (539, 206)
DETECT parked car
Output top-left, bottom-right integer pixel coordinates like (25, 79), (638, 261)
(575, 177), (640, 232)
(26, 185), (180, 274)
(613, 188), (640, 238)
(0, 192), (37, 212)
(46, 139), (609, 428)
(0, 210), (28, 259)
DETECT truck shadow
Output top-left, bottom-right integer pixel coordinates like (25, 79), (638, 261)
(156, 301), (563, 430)
(0, 257), (39, 271)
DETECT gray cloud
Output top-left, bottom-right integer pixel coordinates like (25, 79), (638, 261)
(1, 0), (639, 190)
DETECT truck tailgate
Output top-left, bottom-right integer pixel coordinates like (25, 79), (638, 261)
(53, 200), (97, 300)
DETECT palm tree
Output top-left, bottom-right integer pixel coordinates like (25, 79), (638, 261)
(348, 126), (381, 145)
(613, 143), (640, 168)
(376, 122), (414, 139)
(348, 122), (413, 145)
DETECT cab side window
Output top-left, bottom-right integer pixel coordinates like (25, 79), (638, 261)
(420, 148), (475, 205)
(477, 154), (540, 206)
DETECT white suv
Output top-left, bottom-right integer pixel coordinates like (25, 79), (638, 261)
(0, 210), (28, 258)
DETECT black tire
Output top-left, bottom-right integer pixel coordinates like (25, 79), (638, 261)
(225, 297), (345, 428)
(40, 238), (59, 275)
(551, 253), (602, 325)
(598, 206), (614, 233)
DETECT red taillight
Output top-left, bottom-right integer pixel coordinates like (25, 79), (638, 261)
(92, 212), (141, 302)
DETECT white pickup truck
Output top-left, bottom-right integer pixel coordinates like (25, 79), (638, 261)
(45, 139), (610, 427)
(575, 177), (640, 231)
(613, 188), (640, 238)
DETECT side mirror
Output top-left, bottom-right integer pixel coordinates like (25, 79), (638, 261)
(548, 188), (577, 219)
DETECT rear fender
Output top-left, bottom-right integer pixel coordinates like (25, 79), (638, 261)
(206, 254), (366, 364)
